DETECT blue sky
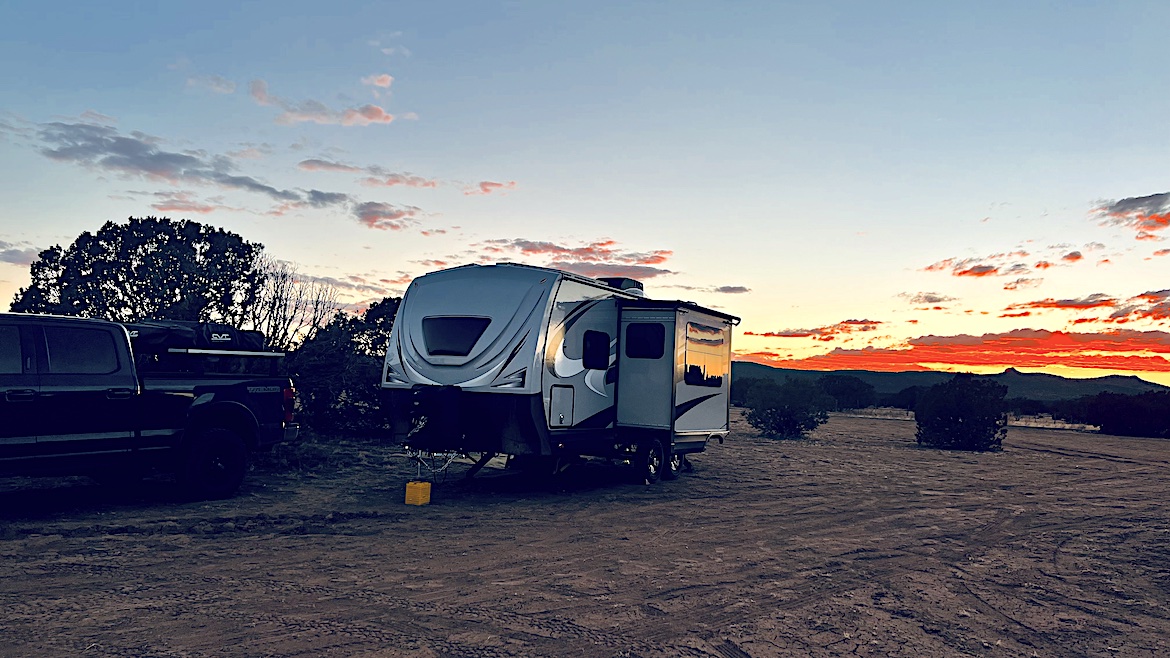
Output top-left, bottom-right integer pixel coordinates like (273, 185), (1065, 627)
(3, 1), (1170, 381)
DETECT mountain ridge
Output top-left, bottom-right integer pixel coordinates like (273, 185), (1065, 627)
(731, 362), (1169, 402)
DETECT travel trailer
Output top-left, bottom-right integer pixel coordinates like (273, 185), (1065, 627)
(380, 263), (740, 482)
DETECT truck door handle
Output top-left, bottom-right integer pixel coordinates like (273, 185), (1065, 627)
(106, 388), (134, 400)
(5, 389), (36, 402)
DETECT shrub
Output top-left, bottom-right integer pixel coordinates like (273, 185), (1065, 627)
(744, 378), (834, 439)
(914, 374), (1007, 451)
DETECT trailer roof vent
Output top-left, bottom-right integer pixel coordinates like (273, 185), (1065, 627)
(598, 277), (645, 297)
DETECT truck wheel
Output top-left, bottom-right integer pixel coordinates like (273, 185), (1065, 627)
(635, 439), (664, 484)
(662, 450), (682, 481)
(180, 428), (248, 500)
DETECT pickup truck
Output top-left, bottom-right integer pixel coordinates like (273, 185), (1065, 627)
(0, 313), (298, 499)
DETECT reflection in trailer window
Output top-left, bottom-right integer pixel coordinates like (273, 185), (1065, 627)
(683, 321), (727, 387)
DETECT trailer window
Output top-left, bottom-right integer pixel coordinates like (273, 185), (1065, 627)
(422, 316), (491, 356)
(625, 323), (665, 359)
(683, 322), (726, 388)
(44, 326), (120, 374)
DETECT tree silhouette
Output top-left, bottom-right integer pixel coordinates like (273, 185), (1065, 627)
(11, 216), (262, 324)
(816, 374), (876, 410)
(744, 378), (834, 439)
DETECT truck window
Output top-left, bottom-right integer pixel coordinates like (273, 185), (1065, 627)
(683, 322), (726, 388)
(0, 325), (21, 374)
(625, 323), (665, 359)
(44, 327), (120, 374)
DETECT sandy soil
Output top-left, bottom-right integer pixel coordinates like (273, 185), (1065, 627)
(1, 411), (1169, 657)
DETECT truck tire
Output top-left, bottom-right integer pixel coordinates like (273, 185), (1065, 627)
(634, 439), (664, 484)
(662, 449), (682, 481)
(179, 427), (248, 500)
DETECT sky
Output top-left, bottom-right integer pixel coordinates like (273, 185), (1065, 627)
(2, 1), (1169, 384)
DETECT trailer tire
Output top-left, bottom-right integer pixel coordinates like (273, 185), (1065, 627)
(179, 427), (248, 500)
(662, 450), (682, 481)
(635, 439), (664, 484)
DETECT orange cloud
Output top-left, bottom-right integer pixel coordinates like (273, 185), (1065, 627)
(465, 180), (517, 195)
(737, 329), (1170, 373)
(1004, 294), (1117, 312)
(955, 265), (999, 277)
(1062, 251), (1083, 262)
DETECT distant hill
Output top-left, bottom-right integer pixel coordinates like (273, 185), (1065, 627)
(731, 362), (1169, 402)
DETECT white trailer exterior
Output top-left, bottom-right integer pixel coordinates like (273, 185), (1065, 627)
(380, 263), (739, 481)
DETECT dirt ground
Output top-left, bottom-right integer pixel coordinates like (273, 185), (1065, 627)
(2, 411), (1169, 658)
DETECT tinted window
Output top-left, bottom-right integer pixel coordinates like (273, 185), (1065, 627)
(422, 316), (491, 356)
(44, 327), (120, 374)
(625, 323), (665, 359)
(583, 330), (610, 370)
(0, 325), (21, 374)
(683, 322), (726, 388)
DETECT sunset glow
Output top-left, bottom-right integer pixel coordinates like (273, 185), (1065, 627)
(2, 2), (1169, 387)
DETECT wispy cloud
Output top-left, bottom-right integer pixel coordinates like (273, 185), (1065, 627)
(900, 292), (958, 305)
(480, 238), (674, 279)
(745, 319), (882, 342)
(353, 202), (421, 230)
(150, 191), (234, 215)
(362, 172), (438, 188)
(187, 74), (236, 94)
(0, 240), (41, 265)
(1097, 192), (1170, 240)
(361, 74), (393, 88)
(464, 180), (516, 195)
(38, 121), (303, 202)
(249, 79), (398, 127)
(79, 110), (116, 125)
(297, 158), (363, 173)
(1003, 293), (1117, 313)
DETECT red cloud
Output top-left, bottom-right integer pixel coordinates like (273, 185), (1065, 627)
(737, 329), (1170, 374)
(1154, 249), (1170, 257)
(361, 173), (438, 188)
(746, 319), (882, 342)
(465, 180), (517, 195)
(999, 311), (1031, 318)
(1062, 251), (1083, 262)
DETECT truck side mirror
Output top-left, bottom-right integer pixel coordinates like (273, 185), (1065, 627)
(582, 330), (610, 370)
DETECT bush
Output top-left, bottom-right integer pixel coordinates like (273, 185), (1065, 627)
(914, 374), (1007, 451)
(744, 378), (834, 439)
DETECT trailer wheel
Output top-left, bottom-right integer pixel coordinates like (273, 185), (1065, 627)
(635, 439), (664, 484)
(179, 427), (248, 500)
(662, 450), (682, 481)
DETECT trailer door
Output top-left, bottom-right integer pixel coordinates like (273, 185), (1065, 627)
(616, 309), (675, 429)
